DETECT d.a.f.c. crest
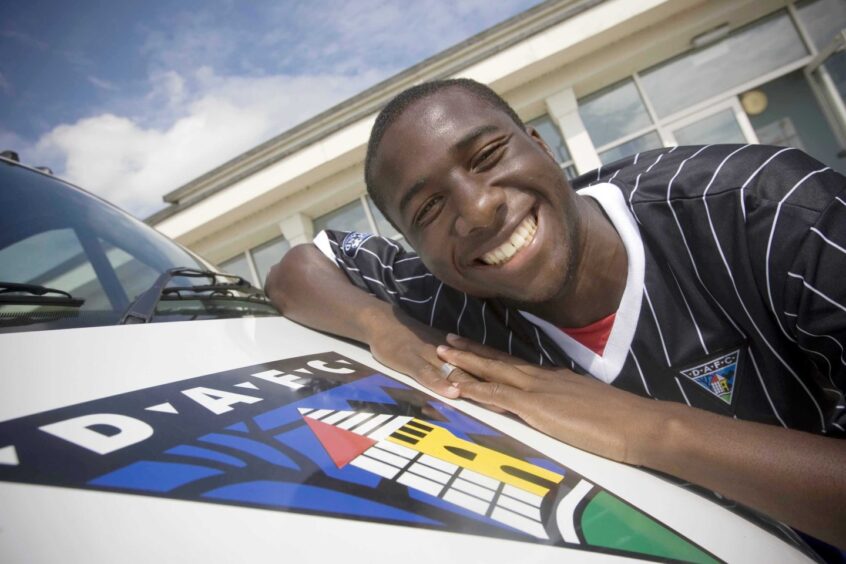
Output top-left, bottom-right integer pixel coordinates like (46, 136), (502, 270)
(680, 349), (739, 405)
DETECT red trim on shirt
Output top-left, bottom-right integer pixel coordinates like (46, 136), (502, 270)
(559, 312), (616, 356)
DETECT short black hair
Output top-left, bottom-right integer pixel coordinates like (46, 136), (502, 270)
(364, 78), (524, 224)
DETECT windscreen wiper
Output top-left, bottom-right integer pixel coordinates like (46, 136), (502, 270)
(0, 282), (85, 307)
(119, 267), (262, 324)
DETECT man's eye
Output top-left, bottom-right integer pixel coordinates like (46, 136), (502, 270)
(414, 196), (442, 226)
(472, 142), (506, 170)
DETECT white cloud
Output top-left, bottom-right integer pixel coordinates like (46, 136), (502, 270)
(32, 68), (385, 218)
(87, 76), (119, 91)
(22, 0), (539, 220)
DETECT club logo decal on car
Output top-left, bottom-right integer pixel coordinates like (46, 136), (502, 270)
(0, 353), (717, 563)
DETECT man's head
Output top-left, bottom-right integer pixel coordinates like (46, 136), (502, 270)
(364, 79), (587, 305)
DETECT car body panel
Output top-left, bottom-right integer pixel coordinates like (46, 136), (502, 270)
(0, 316), (814, 563)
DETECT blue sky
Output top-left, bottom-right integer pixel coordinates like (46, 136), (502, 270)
(1, 0), (541, 217)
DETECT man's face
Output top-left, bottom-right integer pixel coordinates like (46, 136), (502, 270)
(372, 88), (583, 304)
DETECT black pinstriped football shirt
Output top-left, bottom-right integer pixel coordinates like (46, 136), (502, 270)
(314, 145), (846, 436)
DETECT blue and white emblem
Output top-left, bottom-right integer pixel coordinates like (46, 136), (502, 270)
(680, 349), (739, 405)
(341, 231), (372, 257)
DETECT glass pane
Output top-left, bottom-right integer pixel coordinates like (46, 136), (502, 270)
(366, 195), (402, 239)
(0, 228), (108, 311)
(578, 79), (653, 148)
(640, 11), (808, 118)
(526, 115), (572, 163)
(796, 0), (846, 50)
(313, 199), (371, 234)
(598, 132), (663, 165)
(101, 240), (159, 302)
(672, 109), (747, 146)
(252, 236), (291, 283)
(219, 253), (253, 283)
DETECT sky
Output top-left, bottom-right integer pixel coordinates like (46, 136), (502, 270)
(0, 0), (542, 218)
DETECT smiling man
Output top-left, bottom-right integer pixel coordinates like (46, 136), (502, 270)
(266, 79), (846, 548)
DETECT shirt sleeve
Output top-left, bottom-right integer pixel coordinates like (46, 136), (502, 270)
(312, 229), (443, 325)
(780, 167), (846, 432)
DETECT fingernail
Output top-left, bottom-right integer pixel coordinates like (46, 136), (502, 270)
(446, 333), (461, 344)
(436, 345), (450, 355)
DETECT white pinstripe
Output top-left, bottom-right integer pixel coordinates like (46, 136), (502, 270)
(643, 285), (671, 367)
(837, 196), (846, 208)
(629, 348), (652, 397)
(399, 295), (433, 304)
(633, 152), (640, 165)
(360, 247), (395, 270)
(362, 275), (397, 294)
(739, 147), (795, 221)
(796, 324), (846, 367)
(534, 326), (554, 365)
(394, 256), (420, 264)
(669, 268), (708, 355)
(811, 227), (846, 256)
(664, 145), (745, 336)
(457, 293), (467, 336)
(787, 272), (846, 313)
(764, 167), (830, 343)
(747, 348), (788, 428)
(674, 377), (691, 405)
(700, 160), (827, 430)
(429, 282), (443, 327)
(627, 151), (666, 224)
(395, 273), (433, 282)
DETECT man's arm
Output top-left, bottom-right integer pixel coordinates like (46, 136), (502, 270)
(439, 335), (846, 549)
(265, 243), (460, 397)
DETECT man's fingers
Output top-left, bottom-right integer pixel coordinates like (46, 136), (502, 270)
(437, 345), (535, 390)
(399, 355), (460, 399)
(455, 380), (528, 415)
(446, 333), (549, 376)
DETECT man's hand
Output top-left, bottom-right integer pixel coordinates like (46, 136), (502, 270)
(438, 334), (846, 549)
(365, 309), (480, 400)
(436, 333), (659, 464)
(267, 244), (491, 402)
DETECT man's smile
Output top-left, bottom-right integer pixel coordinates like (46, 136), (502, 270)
(477, 211), (538, 266)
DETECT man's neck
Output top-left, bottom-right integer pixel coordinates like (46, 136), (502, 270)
(520, 195), (628, 328)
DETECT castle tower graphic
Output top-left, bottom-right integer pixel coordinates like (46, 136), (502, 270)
(298, 407), (718, 563)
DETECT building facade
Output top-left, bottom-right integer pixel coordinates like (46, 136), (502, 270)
(148, 0), (846, 288)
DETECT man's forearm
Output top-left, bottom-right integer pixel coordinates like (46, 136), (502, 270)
(638, 401), (846, 547)
(265, 243), (391, 344)
(265, 243), (462, 398)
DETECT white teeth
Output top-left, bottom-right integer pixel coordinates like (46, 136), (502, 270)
(480, 215), (537, 266)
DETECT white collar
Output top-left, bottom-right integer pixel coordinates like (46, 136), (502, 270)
(520, 183), (645, 383)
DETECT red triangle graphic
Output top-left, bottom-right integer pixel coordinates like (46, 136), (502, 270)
(303, 415), (376, 468)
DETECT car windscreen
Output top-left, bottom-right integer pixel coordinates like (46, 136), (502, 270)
(0, 160), (275, 331)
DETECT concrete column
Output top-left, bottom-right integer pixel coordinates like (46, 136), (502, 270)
(545, 88), (601, 174)
(279, 212), (314, 246)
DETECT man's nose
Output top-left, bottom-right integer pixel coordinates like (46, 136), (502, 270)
(453, 180), (505, 238)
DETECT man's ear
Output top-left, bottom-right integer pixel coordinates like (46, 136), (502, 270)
(526, 126), (557, 162)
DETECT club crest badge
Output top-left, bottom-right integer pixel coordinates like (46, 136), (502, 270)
(680, 349), (739, 405)
(341, 231), (372, 257)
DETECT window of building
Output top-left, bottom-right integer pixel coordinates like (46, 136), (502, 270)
(526, 115), (577, 179)
(640, 11), (808, 119)
(578, 80), (654, 149)
(313, 199), (372, 234)
(575, 7), (825, 165)
(251, 236), (291, 283)
(219, 253), (254, 283)
(315, 194), (406, 244)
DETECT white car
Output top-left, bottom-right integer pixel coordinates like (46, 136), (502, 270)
(0, 155), (820, 562)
